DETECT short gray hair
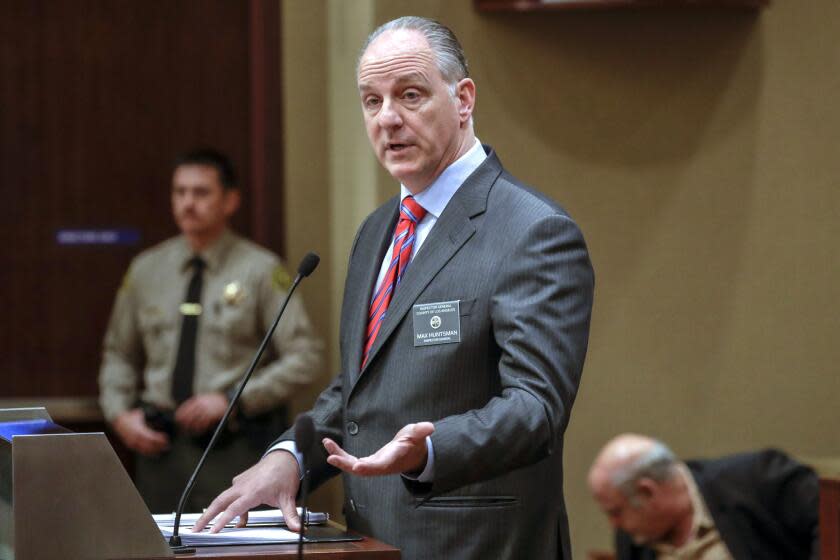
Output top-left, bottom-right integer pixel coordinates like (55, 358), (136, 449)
(612, 441), (679, 500)
(359, 16), (469, 86)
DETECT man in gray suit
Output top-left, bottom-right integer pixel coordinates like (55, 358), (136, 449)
(194, 16), (594, 560)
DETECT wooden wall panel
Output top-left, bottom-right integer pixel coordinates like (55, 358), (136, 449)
(0, 1), (279, 399)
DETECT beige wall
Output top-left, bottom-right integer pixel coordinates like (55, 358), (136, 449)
(282, 1), (840, 555)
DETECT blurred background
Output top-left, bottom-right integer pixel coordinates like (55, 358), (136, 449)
(1, 1), (838, 556)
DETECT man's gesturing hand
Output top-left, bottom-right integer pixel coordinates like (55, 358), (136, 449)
(191, 450), (303, 533)
(323, 422), (434, 476)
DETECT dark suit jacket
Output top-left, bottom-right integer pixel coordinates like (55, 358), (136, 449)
(275, 147), (594, 560)
(616, 449), (819, 560)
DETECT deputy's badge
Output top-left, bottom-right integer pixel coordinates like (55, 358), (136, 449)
(272, 265), (292, 292)
(179, 303), (203, 316)
(223, 281), (245, 305)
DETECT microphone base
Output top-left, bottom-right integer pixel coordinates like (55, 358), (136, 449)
(169, 535), (196, 554)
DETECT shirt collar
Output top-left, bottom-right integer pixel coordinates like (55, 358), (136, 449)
(399, 138), (487, 218)
(652, 464), (717, 554)
(177, 228), (234, 273)
(681, 463), (716, 535)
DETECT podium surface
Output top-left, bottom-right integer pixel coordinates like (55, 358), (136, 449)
(111, 526), (400, 559)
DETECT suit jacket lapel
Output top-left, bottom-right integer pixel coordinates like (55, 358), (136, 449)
(353, 149), (503, 387)
(345, 201), (399, 385)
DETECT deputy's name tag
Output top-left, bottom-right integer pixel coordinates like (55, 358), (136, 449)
(413, 300), (461, 347)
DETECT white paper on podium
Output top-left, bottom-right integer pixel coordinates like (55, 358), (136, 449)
(153, 508), (327, 528)
(159, 525), (301, 546)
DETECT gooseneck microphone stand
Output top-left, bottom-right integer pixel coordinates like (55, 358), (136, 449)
(168, 252), (320, 552)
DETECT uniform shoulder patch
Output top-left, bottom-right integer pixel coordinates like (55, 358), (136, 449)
(119, 271), (132, 292)
(271, 264), (292, 292)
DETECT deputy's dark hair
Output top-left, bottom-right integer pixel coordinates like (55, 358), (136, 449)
(174, 148), (237, 189)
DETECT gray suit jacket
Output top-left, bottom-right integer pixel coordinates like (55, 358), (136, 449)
(278, 147), (594, 560)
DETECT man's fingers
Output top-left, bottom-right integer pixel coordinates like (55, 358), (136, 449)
(351, 457), (387, 476)
(235, 511), (249, 528)
(323, 438), (359, 472)
(326, 454), (358, 471)
(321, 438), (340, 454)
(192, 417), (211, 433)
(183, 413), (203, 433)
(175, 406), (198, 426)
(144, 429), (169, 444)
(279, 494), (301, 532)
(193, 490), (236, 532)
(323, 438), (356, 460)
(410, 421), (435, 439)
(134, 431), (169, 455)
(209, 496), (253, 534)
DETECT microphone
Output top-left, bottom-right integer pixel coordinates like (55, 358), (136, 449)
(168, 252), (320, 551)
(297, 252), (320, 278)
(294, 413), (315, 559)
(294, 413), (315, 464)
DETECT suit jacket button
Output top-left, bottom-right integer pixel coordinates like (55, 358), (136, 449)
(347, 421), (359, 435)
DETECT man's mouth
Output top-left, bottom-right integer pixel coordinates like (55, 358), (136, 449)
(387, 143), (410, 152)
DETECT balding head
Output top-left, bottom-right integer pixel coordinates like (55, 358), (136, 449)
(588, 434), (678, 499)
(588, 434), (689, 546)
(355, 18), (476, 193)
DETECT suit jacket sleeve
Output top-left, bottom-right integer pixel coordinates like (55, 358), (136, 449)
(418, 211), (594, 495)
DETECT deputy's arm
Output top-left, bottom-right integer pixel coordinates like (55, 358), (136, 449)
(98, 268), (170, 455)
(232, 266), (323, 416)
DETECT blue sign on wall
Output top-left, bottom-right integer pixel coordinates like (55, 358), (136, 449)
(56, 228), (141, 246)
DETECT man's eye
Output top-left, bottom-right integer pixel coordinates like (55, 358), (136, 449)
(364, 97), (381, 109)
(403, 90), (420, 101)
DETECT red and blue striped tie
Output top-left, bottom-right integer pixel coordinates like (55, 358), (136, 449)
(362, 196), (427, 368)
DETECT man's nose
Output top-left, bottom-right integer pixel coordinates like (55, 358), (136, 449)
(377, 99), (403, 129)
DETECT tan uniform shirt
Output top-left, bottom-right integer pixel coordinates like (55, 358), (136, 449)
(98, 229), (322, 422)
(654, 465), (734, 560)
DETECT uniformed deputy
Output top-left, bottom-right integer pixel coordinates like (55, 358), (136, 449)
(98, 149), (322, 512)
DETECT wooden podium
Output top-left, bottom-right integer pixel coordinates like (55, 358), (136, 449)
(821, 477), (840, 560)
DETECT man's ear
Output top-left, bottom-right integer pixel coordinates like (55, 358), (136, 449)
(455, 78), (476, 124)
(634, 478), (658, 503)
(223, 189), (241, 217)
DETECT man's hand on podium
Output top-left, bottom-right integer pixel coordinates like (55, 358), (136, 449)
(113, 408), (170, 456)
(192, 449), (302, 533)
